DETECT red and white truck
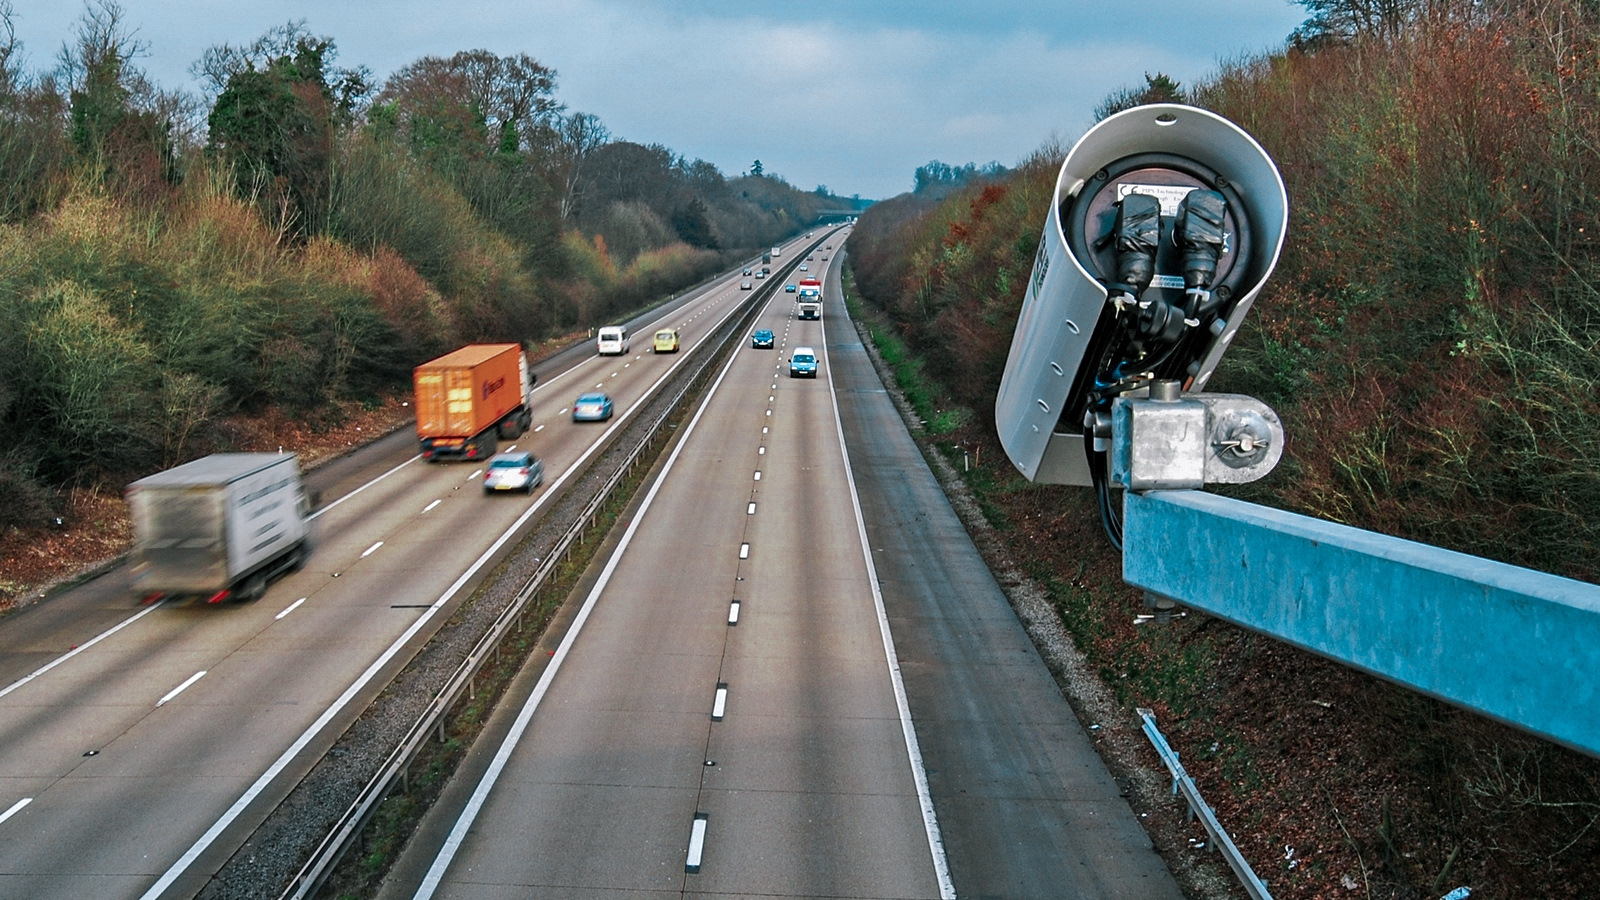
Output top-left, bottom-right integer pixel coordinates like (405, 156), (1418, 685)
(797, 279), (822, 319)
(414, 343), (535, 461)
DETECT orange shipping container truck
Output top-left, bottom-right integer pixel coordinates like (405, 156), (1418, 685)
(414, 343), (535, 461)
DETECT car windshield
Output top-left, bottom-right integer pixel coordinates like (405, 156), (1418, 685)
(489, 457), (528, 469)
(656, 331), (673, 340)
(578, 394), (604, 403)
(795, 354), (815, 363)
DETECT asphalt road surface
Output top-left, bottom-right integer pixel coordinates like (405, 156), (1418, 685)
(381, 236), (1181, 898)
(0, 232), (819, 899)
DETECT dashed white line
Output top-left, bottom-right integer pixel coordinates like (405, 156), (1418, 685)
(310, 454), (420, 520)
(685, 814), (709, 873)
(747, 502), (756, 515)
(753, 471), (762, 481)
(739, 543), (749, 559)
(157, 671), (207, 707)
(362, 542), (384, 558)
(423, 499), (442, 513)
(275, 598), (307, 620)
(758, 447), (765, 455)
(0, 602), (164, 700)
(711, 684), (728, 720)
(728, 601), (741, 625)
(534, 424), (545, 432)
(467, 469), (483, 481)
(0, 798), (31, 826)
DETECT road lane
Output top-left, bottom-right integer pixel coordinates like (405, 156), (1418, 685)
(394, 226), (948, 898)
(822, 245), (1185, 897)
(0, 234), (818, 899)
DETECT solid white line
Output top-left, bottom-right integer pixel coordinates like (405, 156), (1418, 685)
(361, 542), (384, 558)
(274, 598), (306, 620)
(157, 671), (207, 707)
(0, 798), (31, 825)
(685, 815), (708, 871)
(738, 543), (749, 559)
(711, 686), (728, 720)
(0, 602), (164, 700)
(310, 454), (419, 520)
(411, 305), (758, 900)
(423, 500), (442, 513)
(819, 283), (956, 898)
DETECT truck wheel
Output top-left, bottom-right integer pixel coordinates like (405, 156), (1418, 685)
(479, 434), (498, 458)
(285, 543), (307, 573)
(237, 573), (266, 603)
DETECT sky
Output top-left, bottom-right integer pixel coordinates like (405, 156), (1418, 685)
(3, 0), (1309, 200)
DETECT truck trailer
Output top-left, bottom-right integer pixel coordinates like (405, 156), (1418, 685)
(127, 453), (312, 603)
(414, 343), (535, 461)
(797, 279), (822, 319)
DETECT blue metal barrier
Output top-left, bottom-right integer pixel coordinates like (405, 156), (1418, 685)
(1122, 490), (1600, 757)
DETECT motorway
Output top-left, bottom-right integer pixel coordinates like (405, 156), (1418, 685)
(0, 232), (820, 899)
(379, 240), (1182, 897)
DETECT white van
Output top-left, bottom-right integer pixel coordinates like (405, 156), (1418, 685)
(596, 326), (629, 356)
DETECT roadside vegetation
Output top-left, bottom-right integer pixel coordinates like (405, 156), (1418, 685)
(846, 1), (1600, 896)
(0, 2), (864, 606)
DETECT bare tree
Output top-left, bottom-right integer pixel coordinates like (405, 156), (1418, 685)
(554, 111), (608, 221)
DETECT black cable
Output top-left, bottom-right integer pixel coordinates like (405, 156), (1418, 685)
(1084, 428), (1122, 551)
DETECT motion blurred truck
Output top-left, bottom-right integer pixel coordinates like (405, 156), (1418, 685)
(414, 343), (534, 461)
(127, 453), (311, 603)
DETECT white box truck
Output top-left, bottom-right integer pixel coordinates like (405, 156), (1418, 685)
(126, 453), (312, 603)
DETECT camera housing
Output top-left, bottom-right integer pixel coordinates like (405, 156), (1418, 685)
(995, 104), (1288, 485)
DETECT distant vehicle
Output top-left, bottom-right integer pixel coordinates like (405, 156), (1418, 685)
(752, 329), (775, 349)
(743, 267), (753, 276)
(799, 263), (809, 271)
(762, 251), (771, 264)
(789, 347), (818, 378)
(755, 271), (766, 279)
(740, 280), (753, 290)
(653, 328), (680, 353)
(483, 451), (544, 495)
(771, 246), (781, 257)
(761, 266), (771, 274)
(127, 453), (311, 603)
(821, 255), (829, 260)
(415, 343), (534, 461)
(826, 244), (833, 249)
(572, 392), (614, 422)
(785, 283), (797, 293)
(597, 325), (629, 355)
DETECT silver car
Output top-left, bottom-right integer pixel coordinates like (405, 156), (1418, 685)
(483, 451), (544, 494)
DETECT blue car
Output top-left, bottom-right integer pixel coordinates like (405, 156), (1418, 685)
(752, 329), (775, 349)
(785, 283), (797, 293)
(789, 347), (818, 378)
(572, 392), (614, 422)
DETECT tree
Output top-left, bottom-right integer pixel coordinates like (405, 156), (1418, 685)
(552, 111), (608, 221)
(1092, 72), (1186, 121)
(206, 29), (365, 234)
(670, 196), (718, 249)
(378, 49), (562, 158)
(1291, 0), (1420, 47)
(750, 158), (763, 176)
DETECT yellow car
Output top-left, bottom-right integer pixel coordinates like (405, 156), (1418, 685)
(653, 328), (680, 353)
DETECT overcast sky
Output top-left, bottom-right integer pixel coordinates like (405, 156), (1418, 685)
(5, 0), (1307, 199)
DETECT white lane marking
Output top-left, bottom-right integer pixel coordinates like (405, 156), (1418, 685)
(624, 363), (630, 368)
(157, 671), (207, 707)
(559, 408), (568, 414)
(711, 684), (728, 720)
(728, 601), (741, 625)
(820, 295), (956, 897)
(758, 447), (765, 455)
(611, 372), (618, 378)
(595, 382), (604, 388)
(505, 444), (517, 453)
(467, 470), (482, 481)
(765, 409), (772, 417)
(685, 814), (709, 873)
(0, 798), (31, 825)
(311, 454), (421, 520)
(534, 424), (545, 432)
(738, 543), (749, 559)
(0, 601), (165, 700)
(769, 395), (775, 402)
(275, 598), (307, 620)
(753, 471), (762, 481)
(747, 502), (756, 515)
(423, 499), (442, 513)
(412, 304), (760, 900)
(762, 427), (768, 434)
(361, 542), (384, 558)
